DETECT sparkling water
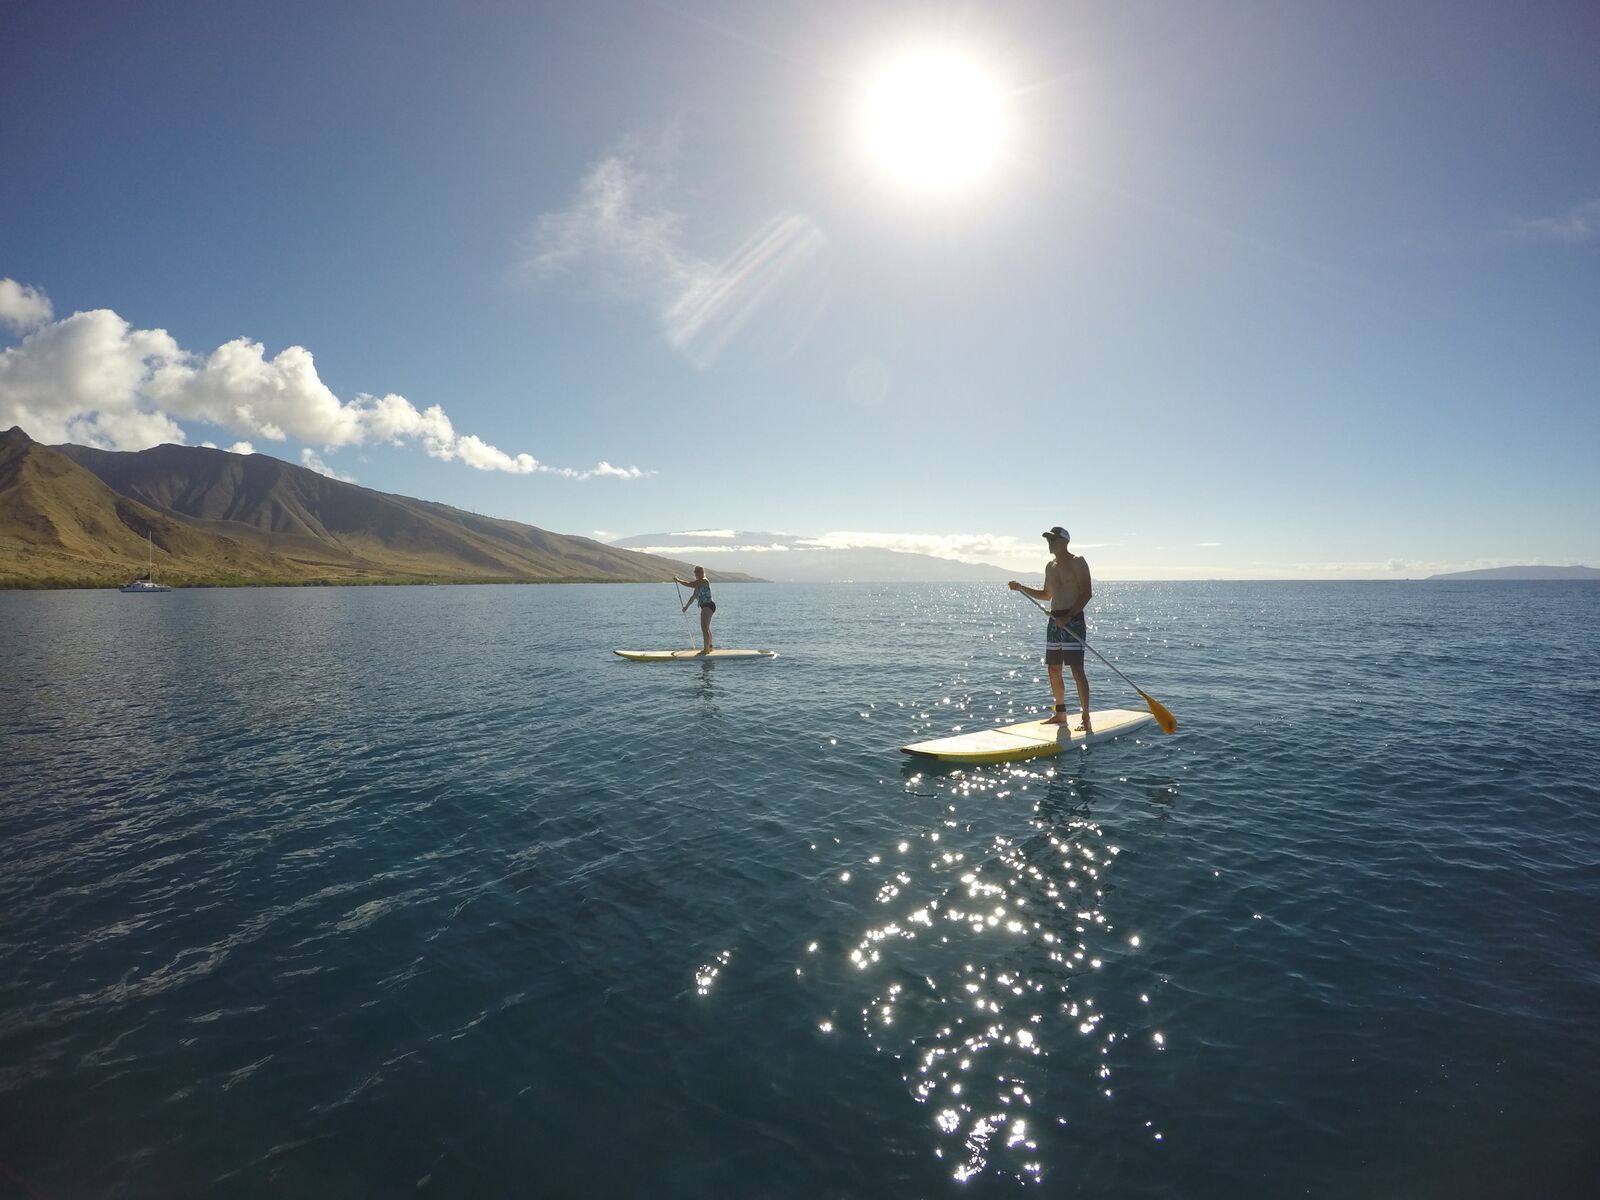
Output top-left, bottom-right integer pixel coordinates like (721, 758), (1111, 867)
(2, 581), (1596, 1196)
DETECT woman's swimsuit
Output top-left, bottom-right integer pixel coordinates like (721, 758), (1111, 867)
(694, 581), (715, 613)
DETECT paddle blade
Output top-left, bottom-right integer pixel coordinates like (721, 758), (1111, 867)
(1139, 690), (1178, 734)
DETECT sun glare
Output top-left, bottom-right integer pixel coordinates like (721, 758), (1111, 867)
(860, 48), (1005, 195)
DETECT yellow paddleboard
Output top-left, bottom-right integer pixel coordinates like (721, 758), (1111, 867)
(900, 708), (1155, 764)
(614, 649), (778, 661)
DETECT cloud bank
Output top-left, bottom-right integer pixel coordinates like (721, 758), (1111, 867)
(0, 277), (648, 481)
(529, 149), (829, 368)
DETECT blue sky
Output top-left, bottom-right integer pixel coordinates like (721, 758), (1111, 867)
(2, 0), (1596, 578)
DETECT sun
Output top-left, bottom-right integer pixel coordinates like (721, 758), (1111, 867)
(859, 48), (1005, 195)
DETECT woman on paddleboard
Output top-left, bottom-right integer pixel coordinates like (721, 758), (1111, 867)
(1008, 525), (1093, 733)
(674, 566), (715, 654)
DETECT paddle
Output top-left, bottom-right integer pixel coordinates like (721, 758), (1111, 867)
(672, 577), (698, 648)
(1015, 590), (1177, 734)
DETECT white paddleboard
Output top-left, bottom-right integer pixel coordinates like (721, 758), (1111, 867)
(614, 649), (778, 662)
(900, 707), (1154, 764)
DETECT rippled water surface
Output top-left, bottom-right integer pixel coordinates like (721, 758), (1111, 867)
(2, 581), (1597, 1197)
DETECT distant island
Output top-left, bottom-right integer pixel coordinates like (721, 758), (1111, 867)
(1426, 565), (1599, 581)
(0, 426), (759, 589)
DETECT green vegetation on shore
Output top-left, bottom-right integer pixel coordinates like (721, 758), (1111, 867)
(1, 428), (758, 589)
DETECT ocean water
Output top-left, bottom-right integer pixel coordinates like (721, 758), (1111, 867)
(1, 580), (1596, 1198)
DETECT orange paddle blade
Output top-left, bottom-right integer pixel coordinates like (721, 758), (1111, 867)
(1139, 690), (1178, 734)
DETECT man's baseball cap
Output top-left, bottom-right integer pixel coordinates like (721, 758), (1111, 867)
(1042, 526), (1070, 542)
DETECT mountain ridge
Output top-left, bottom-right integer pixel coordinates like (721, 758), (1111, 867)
(0, 427), (757, 587)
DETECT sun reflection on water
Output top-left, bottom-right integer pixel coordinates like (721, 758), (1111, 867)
(840, 764), (1172, 1184)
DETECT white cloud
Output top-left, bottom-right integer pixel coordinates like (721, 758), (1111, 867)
(300, 448), (356, 482)
(429, 433), (650, 480)
(353, 390), (457, 458)
(0, 278), (53, 334)
(229, 441), (255, 455)
(450, 433), (536, 474)
(529, 150), (829, 368)
(633, 543), (792, 555)
(532, 153), (699, 295)
(0, 277), (649, 480)
(587, 461), (648, 480)
(0, 307), (186, 446)
(147, 338), (364, 445)
(1511, 198), (1600, 242)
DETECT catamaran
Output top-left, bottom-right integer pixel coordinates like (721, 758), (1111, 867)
(120, 532), (171, 593)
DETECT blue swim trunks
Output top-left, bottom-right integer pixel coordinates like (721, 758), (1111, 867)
(1045, 612), (1086, 665)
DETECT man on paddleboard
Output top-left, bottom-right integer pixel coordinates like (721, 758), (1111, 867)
(1009, 526), (1093, 732)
